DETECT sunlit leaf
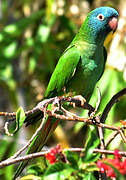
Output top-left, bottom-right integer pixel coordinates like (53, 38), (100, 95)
(44, 162), (75, 180)
(65, 150), (79, 167)
(3, 41), (17, 58)
(84, 126), (100, 162)
(15, 106), (26, 133)
(6, 107), (25, 136)
(83, 172), (97, 180)
(38, 25), (50, 43)
(20, 174), (41, 180)
(4, 24), (17, 34)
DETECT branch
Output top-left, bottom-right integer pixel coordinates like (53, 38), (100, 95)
(46, 107), (126, 143)
(105, 131), (119, 148)
(0, 148), (126, 168)
(101, 88), (126, 123)
(95, 89), (106, 158)
(0, 96), (95, 119)
(1, 93), (126, 147)
(0, 89), (126, 169)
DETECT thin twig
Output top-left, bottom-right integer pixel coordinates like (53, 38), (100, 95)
(0, 107), (39, 118)
(0, 112), (16, 117)
(95, 88), (106, 159)
(105, 127), (126, 147)
(119, 129), (126, 143)
(47, 109), (126, 144)
(96, 116), (106, 157)
(0, 96), (95, 120)
(105, 131), (120, 148)
(101, 88), (126, 123)
(0, 150), (49, 168)
(46, 108), (124, 130)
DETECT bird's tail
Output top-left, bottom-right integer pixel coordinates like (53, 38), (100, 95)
(13, 111), (60, 179)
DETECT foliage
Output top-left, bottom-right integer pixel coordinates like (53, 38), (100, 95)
(21, 142), (126, 180)
(0, 0), (126, 179)
(23, 131), (99, 180)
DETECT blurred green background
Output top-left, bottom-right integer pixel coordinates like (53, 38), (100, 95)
(0, 0), (126, 179)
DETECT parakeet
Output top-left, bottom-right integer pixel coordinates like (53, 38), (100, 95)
(14, 7), (118, 178)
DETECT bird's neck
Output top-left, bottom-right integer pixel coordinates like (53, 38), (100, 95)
(73, 18), (107, 46)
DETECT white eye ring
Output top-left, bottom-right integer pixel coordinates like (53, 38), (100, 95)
(97, 14), (104, 21)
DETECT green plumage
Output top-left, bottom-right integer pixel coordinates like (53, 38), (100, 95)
(14, 7), (118, 179)
(45, 42), (106, 101)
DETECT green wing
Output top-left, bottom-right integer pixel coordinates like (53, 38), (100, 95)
(44, 44), (81, 98)
(25, 45), (80, 126)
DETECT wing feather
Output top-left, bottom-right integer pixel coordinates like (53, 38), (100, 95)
(44, 45), (81, 98)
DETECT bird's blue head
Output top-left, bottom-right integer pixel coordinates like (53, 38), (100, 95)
(80, 7), (119, 44)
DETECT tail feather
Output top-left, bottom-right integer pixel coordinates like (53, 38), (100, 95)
(25, 110), (43, 126)
(13, 113), (59, 179)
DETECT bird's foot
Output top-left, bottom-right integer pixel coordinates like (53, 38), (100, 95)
(36, 97), (62, 114)
(51, 96), (62, 113)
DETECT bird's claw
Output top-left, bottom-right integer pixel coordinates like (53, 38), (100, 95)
(51, 97), (61, 113)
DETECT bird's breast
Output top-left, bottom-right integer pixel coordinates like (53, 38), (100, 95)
(66, 48), (105, 101)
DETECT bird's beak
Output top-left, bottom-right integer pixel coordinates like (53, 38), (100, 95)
(109, 17), (118, 33)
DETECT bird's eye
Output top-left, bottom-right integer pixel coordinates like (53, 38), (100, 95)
(97, 14), (104, 21)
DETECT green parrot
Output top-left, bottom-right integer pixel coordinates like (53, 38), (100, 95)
(14, 7), (118, 178)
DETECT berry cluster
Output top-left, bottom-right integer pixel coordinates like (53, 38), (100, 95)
(45, 144), (65, 164)
(97, 149), (126, 178)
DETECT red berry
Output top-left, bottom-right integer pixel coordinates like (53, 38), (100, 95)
(106, 168), (116, 178)
(45, 144), (62, 164)
(114, 149), (122, 159)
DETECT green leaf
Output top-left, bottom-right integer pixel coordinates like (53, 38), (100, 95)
(65, 150), (79, 167)
(28, 24), (51, 74)
(15, 107), (26, 133)
(26, 165), (43, 176)
(0, 10), (45, 43)
(3, 41), (17, 58)
(20, 174), (41, 180)
(4, 24), (17, 35)
(0, 134), (17, 179)
(0, 140), (9, 160)
(44, 162), (75, 180)
(82, 172), (97, 180)
(84, 126), (100, 163)
(38, 25), (50, 43)
(46, 0), (54, 23)
(5, 107), (25, 136)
